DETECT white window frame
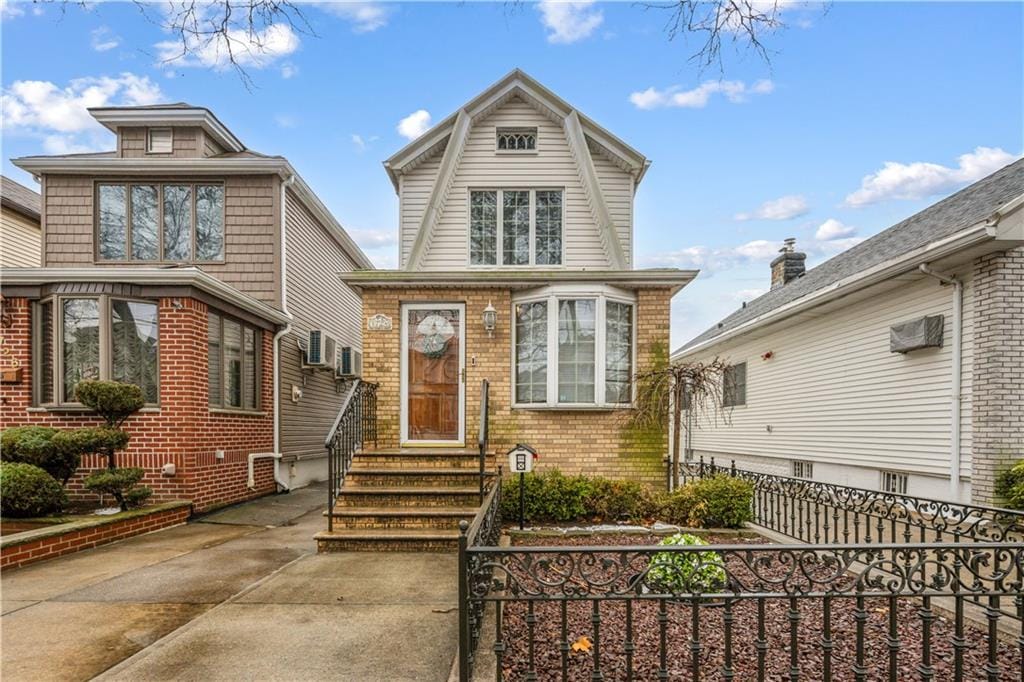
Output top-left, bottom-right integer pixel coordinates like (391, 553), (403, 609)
(466, 188), (565, 268)
(147, 127), (173, 154)
(511, 285), (637, 409)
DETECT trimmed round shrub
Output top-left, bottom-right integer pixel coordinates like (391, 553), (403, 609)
(74, 381), (145, 427)
(995, 460), (1024, 510)
(584, 477), (659, 523)
(2, 425), (80, 484)
(83, 467), (152, 511)
(660, 475), (754, 529)
(0, 462), (67, 518)
(646, 533), (727, 594)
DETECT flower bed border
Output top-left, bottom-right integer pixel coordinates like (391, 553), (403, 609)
(0, 500), (192, 569)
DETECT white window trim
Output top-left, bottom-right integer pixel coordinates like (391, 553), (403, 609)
(147, 127), (174, 154)
(510, 285), (637, 410)
(466, 187), (565, 268)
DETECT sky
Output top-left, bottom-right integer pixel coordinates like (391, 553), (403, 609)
(2, 1), (1021, 349)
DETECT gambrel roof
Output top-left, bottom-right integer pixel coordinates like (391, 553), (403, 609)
(384, 69), (650, 271)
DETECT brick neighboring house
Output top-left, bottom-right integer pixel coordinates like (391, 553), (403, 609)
(1, 104), (371, 512)
(672, 160), (1024, 506)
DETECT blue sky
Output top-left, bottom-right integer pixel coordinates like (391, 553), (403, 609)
(2, 1), (1021, 348)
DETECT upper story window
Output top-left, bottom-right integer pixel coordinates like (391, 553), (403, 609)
(470, 189), (562, 267)
(33, 296), (159, 406)
(97, 182), (224, 262)
(496, 127), (537, 152)
(147, 128), (173, 154)
(722, 362), (747, 407)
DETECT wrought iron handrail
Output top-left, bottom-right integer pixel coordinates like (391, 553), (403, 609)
(325, 379), (377, 531)
(477, 378), (490, 503)
(458, 472), (502, 681)
(682, 456), (1024, 545)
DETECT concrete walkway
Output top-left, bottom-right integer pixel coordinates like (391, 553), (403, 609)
(1, 483), (459, 681)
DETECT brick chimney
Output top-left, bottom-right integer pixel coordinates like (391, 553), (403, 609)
(770, 238), (806, 289)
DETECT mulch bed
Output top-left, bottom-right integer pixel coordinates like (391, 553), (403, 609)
(495, 533), (1021, 681)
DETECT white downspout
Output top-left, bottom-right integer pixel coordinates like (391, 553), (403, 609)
(919, 263), (963, 501)
(267, 173), (297, 492)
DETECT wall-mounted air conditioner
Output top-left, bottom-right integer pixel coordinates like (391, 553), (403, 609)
(336, 346), (363, 378)
(304, 330), (338, 368)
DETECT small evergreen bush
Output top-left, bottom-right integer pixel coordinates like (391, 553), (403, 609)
(995, 460), (1024, 510)
(1, 425), (80, 484)
(0, 462), (67, 518)
(83, 468), (151, 510)
(75, 381), (145, 430)
(646, 533), (727, 594)
(660, 475), (753, 528)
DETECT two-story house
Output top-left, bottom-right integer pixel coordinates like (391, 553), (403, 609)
(1, 175), (42, 267)
(316, 71), (695, 551)
(1, 104), (371, 512)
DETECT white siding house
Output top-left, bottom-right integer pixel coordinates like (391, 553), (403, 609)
(673, 160), (1024, 505)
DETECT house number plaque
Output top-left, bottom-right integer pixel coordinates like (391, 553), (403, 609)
(367, 314), (393, 332)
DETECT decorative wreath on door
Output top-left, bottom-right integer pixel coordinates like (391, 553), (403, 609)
(413, 313), (456, 359)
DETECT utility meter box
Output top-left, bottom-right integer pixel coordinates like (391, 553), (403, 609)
(507, 444), (537, 474)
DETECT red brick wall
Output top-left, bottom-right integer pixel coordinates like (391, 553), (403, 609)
(1, 503), (191, 569)
(1, 296), (276, 512)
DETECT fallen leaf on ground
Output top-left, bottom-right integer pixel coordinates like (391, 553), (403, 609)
(571, 636), (592, 653)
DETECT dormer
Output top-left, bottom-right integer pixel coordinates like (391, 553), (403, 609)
(384, 70), (650, 272)
(89, 104), (246, 159)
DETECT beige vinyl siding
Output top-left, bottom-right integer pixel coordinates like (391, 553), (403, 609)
(279, 188), (363, 460)
(399, 156), (441, 267)
(119, 126), (204, 158)
(684, 271), (974, 480)
(589, 140), (633, 267)
(410, 98), (620, 270)
(202, 131), (226, 158)
(42, 174), (280, 305)
(0, 207), (41, 266)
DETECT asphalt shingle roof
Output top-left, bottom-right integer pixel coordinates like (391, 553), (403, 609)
(0, 175), (41, 220)
(677, 158), (1024, 354)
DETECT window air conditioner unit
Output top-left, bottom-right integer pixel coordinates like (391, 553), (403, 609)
(337, 346), (363, 378)
(304, 330), (337, 368)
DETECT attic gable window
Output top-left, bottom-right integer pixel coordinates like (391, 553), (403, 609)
(147, 128), (173, 154)
(469, 189), (562, 266)
(496, 127), (537, 152)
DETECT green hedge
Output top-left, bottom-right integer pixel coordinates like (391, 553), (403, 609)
(1, 426), (80, 484)
(0, 462), (67, 518)
(499, 470), (754, 528)
(995, 460), (1024, 510)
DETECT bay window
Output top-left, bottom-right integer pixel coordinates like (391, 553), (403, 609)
(96, 182), (224, 262)
(469, 189), (563, 266)
(513, 289), (635, 408)
(208, 311), (260, 410)
(33, 296), (159, 406)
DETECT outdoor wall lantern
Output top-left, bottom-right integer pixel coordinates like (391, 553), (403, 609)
(482, 301), (498, 337)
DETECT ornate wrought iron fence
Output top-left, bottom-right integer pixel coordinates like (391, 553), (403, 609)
(325, 380), (377, 531)
(479, 378), (490, 503)
(458, 478), (503, 680)
(462, 541), (1024, 681)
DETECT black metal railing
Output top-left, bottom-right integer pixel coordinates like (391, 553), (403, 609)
(462, 541), (1024, 681)
(458, 476), (503, 680)
(478, 378), (490, 504)
(325, 380), (377, 531)
(681, 456), (1024, 546)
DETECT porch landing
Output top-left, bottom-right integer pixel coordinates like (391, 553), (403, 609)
(315, 448), (495, 552)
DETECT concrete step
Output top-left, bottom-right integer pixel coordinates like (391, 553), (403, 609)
(345, 469), (485, 488)
(327, 506), (479, 530)
(315, 528), (461, 552)
(333, 485), (481, 509)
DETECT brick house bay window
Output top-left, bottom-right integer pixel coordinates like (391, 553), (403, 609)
(513, 287), (636, 408)
(208, 311), (260, 411)
(33, 296), (159, 406)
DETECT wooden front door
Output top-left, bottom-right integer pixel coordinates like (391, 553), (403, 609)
(401, 304), (464, 443)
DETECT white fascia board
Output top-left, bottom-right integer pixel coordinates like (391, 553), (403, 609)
(0, 266), (291, 325)
(89, 107), (244, 152)
(671, 223), (996, 361)
(338, 268), (697, 293)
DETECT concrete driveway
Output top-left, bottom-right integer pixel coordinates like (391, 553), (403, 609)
(1, 483), (459, 681)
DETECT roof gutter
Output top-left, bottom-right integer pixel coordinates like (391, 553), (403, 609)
(673, 221), (995, 360)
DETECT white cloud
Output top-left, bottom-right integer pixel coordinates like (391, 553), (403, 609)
(154, 23), (299, 70)
(538, 0), (603, 44)
(814, 218), (857, 241)
(2, 73), (164, 153)
(630, 79), (774, 110)
(280, 62), (298, 79)
(735, 195), (808, 221)
(91, 26), (121, 52)
(844, 147), (1018, 207)
(1, 0), (24, 19)
(274, 114), (297, 128)
(730, 288), (767, 303)
(351, 133), (379, 152)
(320, 2), (391, 33)
(397, 109), (431, 140)
(642, 235), (864, 275)
(350, 228), (398, 249)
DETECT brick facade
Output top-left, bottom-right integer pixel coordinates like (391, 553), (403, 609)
(1, 296), (277, 512)
(971, 246), (1024, 504)
(361, 286), (672, 486)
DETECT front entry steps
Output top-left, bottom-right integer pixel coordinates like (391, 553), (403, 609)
(315, 448), (493, 553)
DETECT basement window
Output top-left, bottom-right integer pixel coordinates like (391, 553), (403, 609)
(792, 460), (814, 480)
(496, 127), (537, 152)
(880, 470), (909, 495)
